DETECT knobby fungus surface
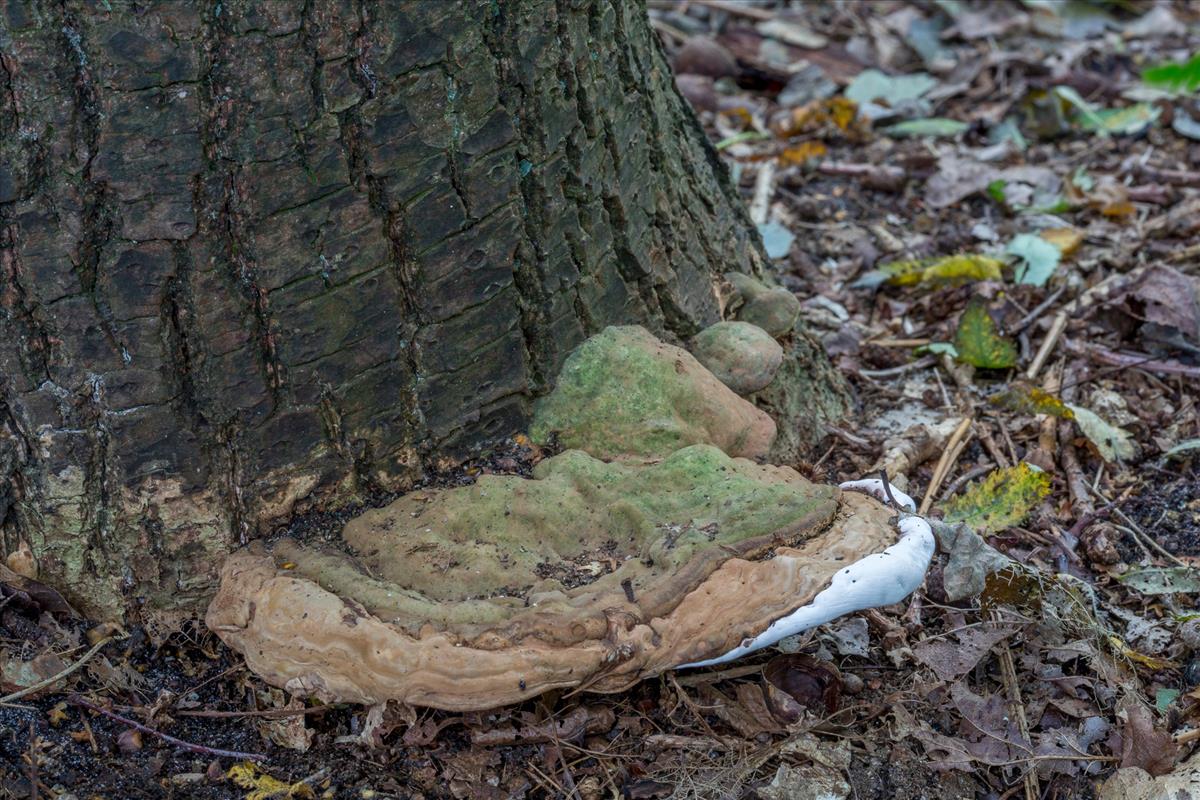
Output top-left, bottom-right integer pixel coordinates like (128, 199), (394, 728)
(207, 326), (932, 710)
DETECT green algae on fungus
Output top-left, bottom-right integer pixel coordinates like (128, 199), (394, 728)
(336, 444), (838, 615)
(530, 326), (776, 460)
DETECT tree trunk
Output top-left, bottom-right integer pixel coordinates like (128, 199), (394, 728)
(0, 0), (843, 619)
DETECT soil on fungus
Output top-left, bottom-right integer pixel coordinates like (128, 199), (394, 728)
(6, 2), (1200, 798)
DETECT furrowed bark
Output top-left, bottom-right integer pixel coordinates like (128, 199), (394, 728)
(0, 0), (843, 619)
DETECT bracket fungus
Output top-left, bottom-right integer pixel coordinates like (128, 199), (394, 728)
(207, 327), (935, 711)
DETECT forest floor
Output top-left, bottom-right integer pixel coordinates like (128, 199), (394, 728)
(4, 1), (1200, 798)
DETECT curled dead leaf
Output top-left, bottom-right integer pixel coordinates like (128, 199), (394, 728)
(762, 653), (842, 723)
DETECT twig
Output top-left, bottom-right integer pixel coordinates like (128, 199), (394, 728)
(810, 442), (837, 471)
(1025, 311), (1068, 380)
(1011, 286), (1066, 335)
(648, 17), (690, 44)
(859, 355), (937, 379)
(673, 663), (763, 687)
(1132, 164), (1200, 187)
(817, 162), (909, 191)
(27, 718), (38, 800)
(644, 733), (740, 751)
(1168, 242), (1200, 265)
(689, 0), (773, 21)
(69, 695), (267, 761)
(993, 615), (1037, 800)
(557, 745), (583, 800)
(749, 160), (776, 225)
(177, 706), (332, 720)
(1174, 727), (1200, 745)
(181, 663), (246, 701)
(978, 424), (1011, 470)
(0, 637), (115, 706)
(919, 417), (972, 514)
(938, 463), (992, 502)
(824, 424), (873, 449)
(1087, 486), (1191, 569)
(1062, 340), (1200, 378)
(878, 469), (902, 510)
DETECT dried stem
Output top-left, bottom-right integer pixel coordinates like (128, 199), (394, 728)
(69, 695), (267, 761)
(0, 637), (115, 706)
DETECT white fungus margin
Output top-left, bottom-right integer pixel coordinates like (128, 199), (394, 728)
(676, 480), (935, 669)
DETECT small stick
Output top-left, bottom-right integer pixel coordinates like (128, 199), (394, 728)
(920, 417), (972, 514)
(858, 355), (938, 379)
(689, 0), (773, 20)
(1174, 727), (1200, 745)
(28, 718), (38, 800)
(69, 695), (267, 761)
(938, 463), (993, 502)
(877, 469), (901, 510)
(1088, 486), (1191, 569)
(1011, 287), (1066, 335)
(1063, 340), (1200, 378)
(1025, 311), (1068, 380)
(749, 160), (776, 225)
(0, 637), (114, 706)
(978, 424), (1011, 470)
(176, 706), (332, 720)
(994, 611), (1037, 800)
(1168, 242), (1200, 264)
(810, 442), (837, 471)
(673, 663), (762, 687)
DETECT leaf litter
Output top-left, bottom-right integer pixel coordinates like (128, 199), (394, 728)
(4, 2), (1200, 799)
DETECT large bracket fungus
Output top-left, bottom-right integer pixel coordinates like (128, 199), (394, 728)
(207, 326), (934, 711)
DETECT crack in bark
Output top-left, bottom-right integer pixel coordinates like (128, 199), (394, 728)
(59, 8), (125, 361)
(197, 1), (289, 413)
(480, 2), (570, 394)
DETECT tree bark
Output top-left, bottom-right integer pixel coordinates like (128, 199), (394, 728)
(0, 0), (841, 619)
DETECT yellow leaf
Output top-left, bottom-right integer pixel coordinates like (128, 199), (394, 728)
(1101, 200), (1135, 217)
(943, 462), (1051, 533)
(228, 763), (315, 800)
(1039, 227), (1083, 257)
(990, 383), (1075, 418)
(1107, 635), (1178, 670)
(779, 141), (827, 165)
(879, 254), (1004, 287)
(47, 702), (68, 727)
(827, 96), (858, 131)
(771, 97), (863, 139)
(953, 299), (1018, 369)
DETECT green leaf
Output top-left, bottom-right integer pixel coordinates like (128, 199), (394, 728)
(1066, 404), (1136, 462)
(988, 117), (1027, 150)
(1078, 103), (1160, 136)
(1053, 86), (1105, 129)
(915, 342), (958, 357)
(845, 70), (937, 105)
(883, 118), (968, 138)
(1142, 53), (1200, 94)
(1165, 438), (1200, 459)
(943, 463), (1052, 534)
(986, 179), (1008, 204)
(1118, 567), (1200, 595)
(1007, 233), (1061, 287)
(715, 131), (769, 150)
(1157, 688), (1181, 713)
(953, 300), (1018, 369)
